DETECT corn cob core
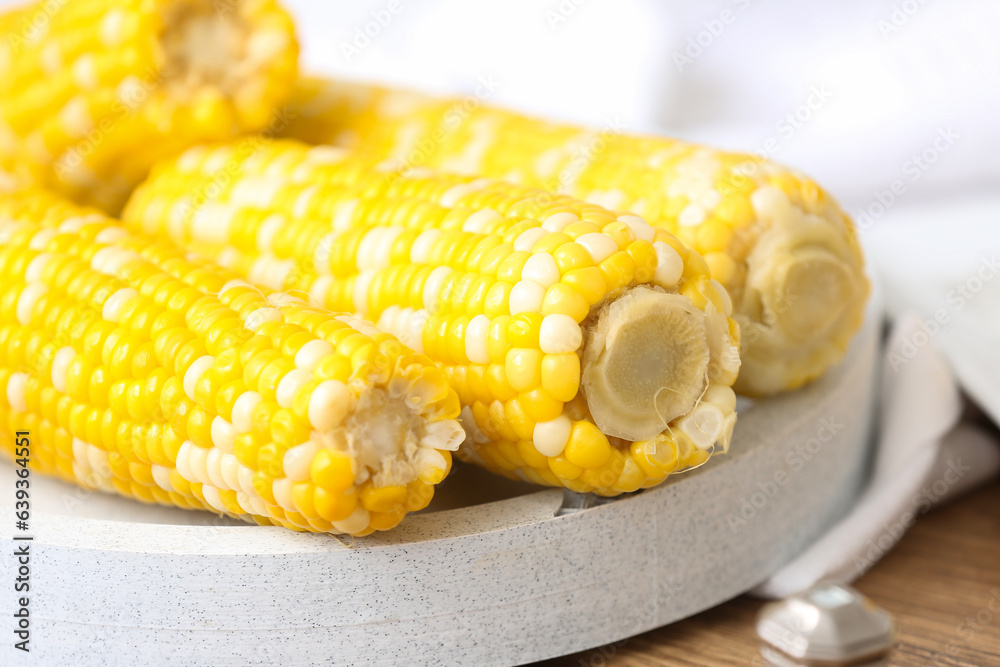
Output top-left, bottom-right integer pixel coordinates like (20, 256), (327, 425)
(0, 0), (299, 213)
(124, 140), (742, 496)
(279, 77), (868, 396)
(0, 188), (463, 536)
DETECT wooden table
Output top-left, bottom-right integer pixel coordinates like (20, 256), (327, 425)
(539, 478), (1000, 666)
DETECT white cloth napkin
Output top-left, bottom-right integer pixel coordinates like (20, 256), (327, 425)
(753, 315), (1000, 598)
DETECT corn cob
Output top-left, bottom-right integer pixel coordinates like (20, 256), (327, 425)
(123, 139), (741, 496)
(279, 76), (869, 396)
(0, 0), (299, 213)
(0, 188), (464, 536)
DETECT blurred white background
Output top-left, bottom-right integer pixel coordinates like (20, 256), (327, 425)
(284, 0), (1000, 218)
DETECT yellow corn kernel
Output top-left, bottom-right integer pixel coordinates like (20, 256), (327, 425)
(564, 421), (612, 469)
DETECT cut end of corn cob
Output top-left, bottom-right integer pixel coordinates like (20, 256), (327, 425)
(735, 187), (869, 394)
(124, 139), (741, 496)
(276, 77), (869, 397)
(0, 188), (462, 536)
(581, 286), (711, 441)
(0, 0), (299, 212)
(158, 0), (291, 121)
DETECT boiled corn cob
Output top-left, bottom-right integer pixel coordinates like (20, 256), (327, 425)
(279, 76), (869, 396)
(123, 139), (741, 496)
(0, 188), (464, 536)
(0, 0), (299, 213)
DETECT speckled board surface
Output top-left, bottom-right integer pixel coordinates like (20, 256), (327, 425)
(0, 299), (881, 667)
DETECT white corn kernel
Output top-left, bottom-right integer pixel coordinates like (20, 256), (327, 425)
(703, 384), (737, 412)
(462, 208), (502, 233)
(266, 293), (302, 308)
(283, 441), (319, 482)
(238, 465), (257, 497)
(513, 227), (548, 252)
(28, 228), (56, 251)
(422, 266), (452, 312)
(678, 403), (726, 450)
(200, 486), (228, 514)
(465, 314), (491, 365)
(410, 229), (442, 264)
(308, 380), (350, 431)
(542, 212), (579, 232)
(276, 368), (312, 409)
(245, 306), (282, 332)
(271, 477), (295, 511)
(231, 391), (263, 434)
(750, 185), (793, 223)
(99, 8), (126, 46)
(521, 253), (560, 288)
(295, 339), (334, 372)
(332, 505), (370, 534)
(439, 182), (482, 207)
(94, 226), (128, 244)
(617, 215), (656, 242)
(174, 441), (195, 482)
(416, 448), (448, 480)
(653, 242), (684, 288)
(211, 417), (237, 454)
(24, 253), (51, 283)
(220, 454), (241, 493)
(50, 346), (76, 393)
(71, 437), (88, 464)
(91, 247), (141, 276)
(352, 270), (375, 314)
(309, 275), (334, 306)
(187, 443), (210, 484)
(419, 420), (465, 451)
(151, 465), (174, 492)
(205, 447), (227, 490)
(6, 372), (28, 413)
(219, 279), (249, 295)
(533, 415), (572, 457)
(576, 233), (618, 263)
(16, 283), (48, 325)
(539, 314), (582, 354)
(183, 355), (215, 402)
(509, 280), (546, 315)
(255, 213), (285, 252)
(710, 279), (733, 316)
(678, 203), (707, 227)
(332, 199), (360, 230)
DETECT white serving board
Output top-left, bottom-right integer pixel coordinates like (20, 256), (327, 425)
(0, 298), (881, 667)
